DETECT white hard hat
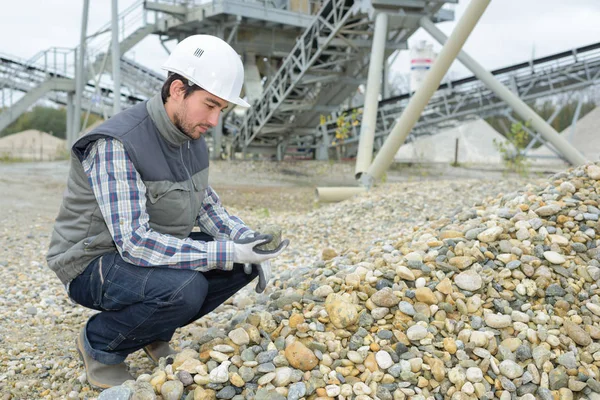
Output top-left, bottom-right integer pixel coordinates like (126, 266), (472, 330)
(161, 35), (250, 108)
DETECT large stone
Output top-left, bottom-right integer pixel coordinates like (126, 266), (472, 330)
(370, 287), (400, 307)
(587, 164), (600, 180)
(406, 324), (428, 341)
(98, 386), (133, 400)
(255, 224), (283, 251)
(454, 270), (483, 291)
(563, 321), (592, 346)
(161, 380), (184, 400)
(284, 341), (319, 371)
(535, 204), (562, 217)
(414, 287), (437, 304)
(543, 251), (566, 264)
(228, 328), (250, 346)
(499, 360), (524, 379)
(325, 295), (359, 328)
(477, 226), (504, 242)
(449, 256), (474, 270)
(485, 313), (512, 328)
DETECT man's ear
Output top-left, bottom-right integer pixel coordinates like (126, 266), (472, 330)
(169, 79), (186, 101)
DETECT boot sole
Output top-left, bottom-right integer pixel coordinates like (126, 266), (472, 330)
(76, 330), (113, 390)
(142, 347), (159, 365)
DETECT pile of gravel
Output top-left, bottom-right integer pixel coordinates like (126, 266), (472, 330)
(98, 164), (600, 400)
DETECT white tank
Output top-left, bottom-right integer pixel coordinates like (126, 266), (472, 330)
(410, 40), (436, 93)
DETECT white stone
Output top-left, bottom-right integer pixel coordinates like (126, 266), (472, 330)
(347, 351), (364, 364)
(353, 382), (372, 395)
(466, 367), (483, 383)
(511, 311), (530, 323)
(406, 325), (428, 341)
(454, 270), (483, 291)
(499, 360), (524, 379)
(587, 164), (600, 180)
(485, 313), (512, 328)
(461, 381), (475, 395)
(396, 266), (415, 281)
(543, 251), (566, 264)
(477, 226), (504, 242)
(209, 351), (229, 362)
(469, 331), (488, 347)
(375, 350), (394, 369)
(313, 285), (334, 297)
(208, 361), (230, 383)
(325, 385), (341, 397)
(227, 328), (250, 346)
(272, 367), (292, 387)
(257, 372), (276, 385)
(586, 302), (600, 317)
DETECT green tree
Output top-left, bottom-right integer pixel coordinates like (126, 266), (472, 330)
(493, 121), (531, 175)
(0, 106), (102, 139)
(486, 100), (596, 148)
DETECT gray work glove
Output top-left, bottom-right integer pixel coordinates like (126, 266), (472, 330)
(244, 261), (272, 293)
(233, 233), (288, 265)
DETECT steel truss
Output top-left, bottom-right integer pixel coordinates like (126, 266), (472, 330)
(320, 41), (600, 156)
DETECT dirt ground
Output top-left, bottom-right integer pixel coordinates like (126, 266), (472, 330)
(0, 159), (561, 217)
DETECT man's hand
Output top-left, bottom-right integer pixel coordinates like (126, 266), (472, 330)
(233, 233), (288, 265)
(244, 261), (272, 293)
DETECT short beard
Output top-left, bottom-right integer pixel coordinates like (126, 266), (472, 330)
(174, 107), (195, 139)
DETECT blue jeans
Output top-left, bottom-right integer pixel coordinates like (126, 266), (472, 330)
(68, 232), (258, 365)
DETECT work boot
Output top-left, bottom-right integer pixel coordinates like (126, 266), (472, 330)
(143, 341), (177, 364)
(76, 328), (134, 389)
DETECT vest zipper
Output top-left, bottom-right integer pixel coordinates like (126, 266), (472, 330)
(180, 145), (196, 226)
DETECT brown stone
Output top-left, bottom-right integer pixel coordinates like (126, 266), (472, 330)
(415, 287), (438, 305)
(289, 313), (305, 329)
(364, 353), (379, 372)
(285, 341), (319, 371)
(322, 248), (338, 261)
(436, 278), (453, 295)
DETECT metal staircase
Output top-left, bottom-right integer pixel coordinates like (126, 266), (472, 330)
(229, 0), (455, 155)
(318, 41), (600, 157)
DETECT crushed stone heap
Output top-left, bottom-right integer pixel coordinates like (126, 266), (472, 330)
(101, 164), (600, 400)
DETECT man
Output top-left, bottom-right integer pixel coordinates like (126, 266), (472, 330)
(46, 35), (288, 389)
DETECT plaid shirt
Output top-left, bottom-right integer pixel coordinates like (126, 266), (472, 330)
(81, 138), (252, 271)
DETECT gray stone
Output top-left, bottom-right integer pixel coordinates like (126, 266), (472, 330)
(557, 352), (577, 369)
(549, 366), (568, 390)
(98, 386), (133, 400)
(287, 382), (307, 400)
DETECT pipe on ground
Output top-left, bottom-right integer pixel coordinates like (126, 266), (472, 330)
(315, 187), (367, 203)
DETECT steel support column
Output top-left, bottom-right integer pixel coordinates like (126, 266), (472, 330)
(355, 11), (388, 178)
(112, 0), (122, 114)
(212, 116), (223, 160)
(66, 92), (74, 145)
(73, 0), (89, 145)
(419, 17), (587, 166)
(361, 0), (491, 188)
(316, 125), (330, 161)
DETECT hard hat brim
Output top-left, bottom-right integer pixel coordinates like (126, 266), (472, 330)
(161, 65), (251, 108)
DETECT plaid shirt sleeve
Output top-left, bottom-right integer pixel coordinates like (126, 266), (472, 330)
(82, 138), (235, 271)
(197, 186), (254, 241)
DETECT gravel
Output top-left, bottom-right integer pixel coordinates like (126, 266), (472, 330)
(6, 159), (599, 400)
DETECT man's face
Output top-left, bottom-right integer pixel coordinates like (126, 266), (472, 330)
(173, 89), (228, 140)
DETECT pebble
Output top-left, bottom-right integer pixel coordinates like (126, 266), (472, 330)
(7, 162), (600, 400)
(454, 270), (483, 291)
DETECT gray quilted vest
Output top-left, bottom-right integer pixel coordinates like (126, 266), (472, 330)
(47, 94), (209, 284)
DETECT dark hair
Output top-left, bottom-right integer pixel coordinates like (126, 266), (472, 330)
(160, 73), (203, 103)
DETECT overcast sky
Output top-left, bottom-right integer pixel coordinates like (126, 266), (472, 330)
(0, 0), (599, 81)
